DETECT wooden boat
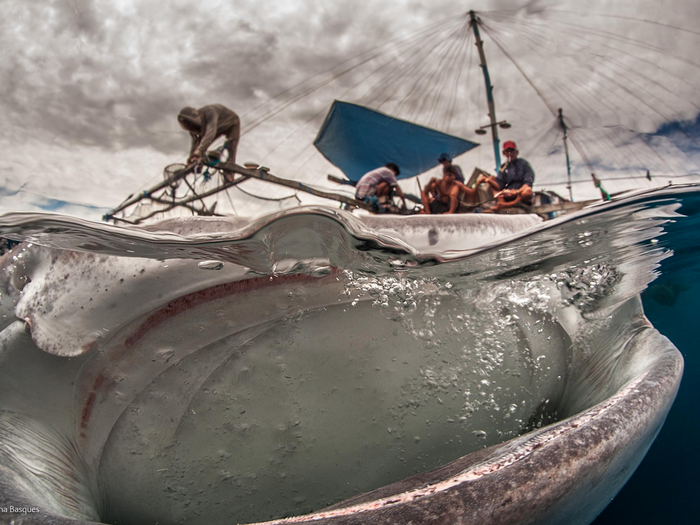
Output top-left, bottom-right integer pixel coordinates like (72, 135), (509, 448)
(104, 10), (618, 226)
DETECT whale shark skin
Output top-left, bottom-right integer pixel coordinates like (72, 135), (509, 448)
(0, 211), (683, 525)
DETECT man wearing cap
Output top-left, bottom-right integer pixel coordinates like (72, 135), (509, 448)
(438, 153), (465, 183)
(476, 140), (534, 211)
(177, 104), (240, 166)
(355, 163), (407, 211)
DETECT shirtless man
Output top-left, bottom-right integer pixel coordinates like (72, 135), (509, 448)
(421, 165), (477, 214)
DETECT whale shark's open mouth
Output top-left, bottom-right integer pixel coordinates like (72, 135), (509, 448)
(0, 202), (685, 524)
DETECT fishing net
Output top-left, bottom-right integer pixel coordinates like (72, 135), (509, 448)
(163, 163), (187, 187)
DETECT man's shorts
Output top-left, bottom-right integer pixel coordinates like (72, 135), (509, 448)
(429, 199), (450, 214)
(357, 195), (384, 212)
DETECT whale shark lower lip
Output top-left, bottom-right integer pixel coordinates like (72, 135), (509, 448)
(0, 209), (683, 525)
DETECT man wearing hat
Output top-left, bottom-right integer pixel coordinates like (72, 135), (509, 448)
(177, 104), (240, 166)
(438, 153), (465, 183)
(476, 140), (534, 210)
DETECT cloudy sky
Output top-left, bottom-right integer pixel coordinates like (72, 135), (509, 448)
(1, 0), (700, 221)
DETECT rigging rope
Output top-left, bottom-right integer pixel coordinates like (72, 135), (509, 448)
(447, 30), (473, 135)
(239, 14), (458, 123)
(234, 185), (302, 203)
(430, 26), (472, 128)
(259, 17), (464, 177)
(418, 23), (472, 126)
(241, 17), (459, 136)
(407, 22), (469, 121)
(366, 20), (466, 112)
(546, 9), (700, 39)
(392, 23), (465, 119)
(276, 17), (469, 179)
(479, 22), (556, 117)
(479, 11), (700, 180)
(481, 11), (700, 118)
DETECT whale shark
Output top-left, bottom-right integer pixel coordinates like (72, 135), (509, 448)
(0, 201), (684, 524)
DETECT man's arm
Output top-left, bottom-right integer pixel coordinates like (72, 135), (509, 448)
(193, 107), (220, 158)
(420, 181), (433, 214)
(447, 182), (472, 213)
(424, 177), (439, 198)
(454, 180), (476, 196)
(422, 178), (437, 197)
(476, 174), (502, 192)
(517, 184), (533, 201)
(521, 159), (535, 188)
(496, 184), (533, 209)
(448, 189), (460, 214)
(393, 183), (407, 206)
(188, 133), (199, 162)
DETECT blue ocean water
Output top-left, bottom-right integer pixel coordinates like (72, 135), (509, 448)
(595, 194), (700, 524)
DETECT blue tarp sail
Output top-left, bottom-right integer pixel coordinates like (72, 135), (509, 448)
(313, 100), (479, 182)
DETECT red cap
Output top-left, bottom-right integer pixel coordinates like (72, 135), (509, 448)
(502, 140), (517, 151)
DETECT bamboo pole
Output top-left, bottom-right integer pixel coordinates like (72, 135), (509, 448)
(470, 10), (502, 174)
(216, 162), (373, 211)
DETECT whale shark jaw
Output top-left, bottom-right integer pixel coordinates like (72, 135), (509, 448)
(0, 210), (683, 525)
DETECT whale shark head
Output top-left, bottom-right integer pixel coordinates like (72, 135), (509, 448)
(0, 205), (683, 524)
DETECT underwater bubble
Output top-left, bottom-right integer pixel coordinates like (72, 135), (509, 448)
(198, 260), (224, 270)
(155, 350), (175, 364)
(284, 307), (305, 320)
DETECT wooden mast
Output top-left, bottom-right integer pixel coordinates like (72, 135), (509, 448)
(469, 10), (502, 174)
(558, 108), (574, 201)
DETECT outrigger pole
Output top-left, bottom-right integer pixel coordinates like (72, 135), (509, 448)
(558, 108), (574, 201)
(214, 162), (373, 211)
(108, 165), (197, 219)
(106, 162), (373, 223)
(469, 10), (501, 174)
